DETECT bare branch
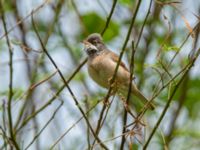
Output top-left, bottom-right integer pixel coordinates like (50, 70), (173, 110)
(0, 1), (20, 149)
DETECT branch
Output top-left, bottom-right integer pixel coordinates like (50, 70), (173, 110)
(0, 1), (20, 149)
(165, 75), (188, 144)
(101, 0), (118, 35)
(29, 70), (58, 90)
(120, 41), (135, 149)
(135, 0), (153, 49)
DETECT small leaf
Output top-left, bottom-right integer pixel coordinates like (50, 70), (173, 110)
(2, 1), (13, 12)
(119, 0), (135, 6)
(73, 72), (86, 82)
(131, 143), (139, 150)
(70, 47), (83, 60)
(144, 62), (161, 69)
(0, 88), (25, 101)
(11, 39), (22, 45)
(30, 21), (48, 33)
(163, 44), (180, 52)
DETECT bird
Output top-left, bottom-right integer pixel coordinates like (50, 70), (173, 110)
(82, 33), (155, 111)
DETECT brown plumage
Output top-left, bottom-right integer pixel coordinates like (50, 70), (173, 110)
(83, 33), (155, 110)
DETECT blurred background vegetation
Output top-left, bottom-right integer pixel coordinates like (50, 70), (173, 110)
(0, 0), (200, 149)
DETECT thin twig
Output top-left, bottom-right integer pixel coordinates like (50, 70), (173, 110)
(135, 0), (153, 49)
(93, 131), (130, 148)
(165, 75), (188, 144)
(101, 0), (118, 35)
(0, 1), (20, 149)
(1, 101), (8, 149)
(120, 41), (135, 149)
(0, 126), (12, 149)
(30, 70), (58, 90)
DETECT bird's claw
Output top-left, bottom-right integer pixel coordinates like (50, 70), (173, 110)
(103, 98), (110, 106)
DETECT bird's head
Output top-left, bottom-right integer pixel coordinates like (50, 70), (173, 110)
(82, 33), (106, 57)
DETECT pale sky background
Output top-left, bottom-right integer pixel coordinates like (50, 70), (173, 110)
(0, 0), (200, 149)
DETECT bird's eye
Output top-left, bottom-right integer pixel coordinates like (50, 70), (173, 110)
(92, 39), (99, 45)
(92, 40), (96, 44)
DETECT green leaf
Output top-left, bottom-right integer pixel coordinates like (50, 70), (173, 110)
(0, 88), (25, 101)
(163, 44), (180, 52)
(13, 88), (24, 100)
(30, 21), (48, 34)
(72, 47), (83, 59)
(81, 12), (119, 42)
(185, 78), (200, 117)
(172, 77), (200, 118)
(119, 0), (135, 6)
(2, 1), (13, 12)
(73, 72), (87, 82)
(11, 39), (22, 45)
(144, 62), (161, 69)
(131, 143), (139, 150)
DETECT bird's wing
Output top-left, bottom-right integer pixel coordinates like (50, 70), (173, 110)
(109, 52), (129, 72)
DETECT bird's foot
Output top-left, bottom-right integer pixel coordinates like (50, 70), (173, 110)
(103, 98), (110, 106)
(107, 77), (119, 89)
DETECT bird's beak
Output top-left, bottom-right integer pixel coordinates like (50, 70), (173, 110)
(82, 40), (98, 53)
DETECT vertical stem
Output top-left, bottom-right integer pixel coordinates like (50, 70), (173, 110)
(0, 1), (20, 149)
(120, 41), (135, 149)
(101, 0), (118, 35)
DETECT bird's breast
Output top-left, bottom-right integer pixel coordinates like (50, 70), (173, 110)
(87, 54), (130, 89)
(87, 55), (113, 88)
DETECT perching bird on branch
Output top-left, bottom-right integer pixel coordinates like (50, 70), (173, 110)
(83, 33), (155, 111)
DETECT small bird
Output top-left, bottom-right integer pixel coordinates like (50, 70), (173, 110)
(83, 33), (155, 110)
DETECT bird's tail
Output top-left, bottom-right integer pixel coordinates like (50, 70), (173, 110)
(132, 85), (155, 110)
